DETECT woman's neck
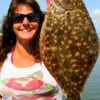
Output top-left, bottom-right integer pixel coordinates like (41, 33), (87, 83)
(12, 41), (38, 68)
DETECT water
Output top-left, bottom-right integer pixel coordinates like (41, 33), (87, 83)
(81, 53), (100, 100)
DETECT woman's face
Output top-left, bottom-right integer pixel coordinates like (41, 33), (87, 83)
(12, 4), (39, 43)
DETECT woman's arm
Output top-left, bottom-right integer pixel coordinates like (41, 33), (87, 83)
(0, 96), (2, 100)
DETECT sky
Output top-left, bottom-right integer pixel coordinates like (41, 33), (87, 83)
(0, 0), (100, 34)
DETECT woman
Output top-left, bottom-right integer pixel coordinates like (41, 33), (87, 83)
(0, 0), (65, 99)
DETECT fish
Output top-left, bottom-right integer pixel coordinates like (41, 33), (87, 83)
(39, 0), (99, 99)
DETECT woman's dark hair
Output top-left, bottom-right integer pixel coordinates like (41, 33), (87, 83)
(0, 0), (44, 61)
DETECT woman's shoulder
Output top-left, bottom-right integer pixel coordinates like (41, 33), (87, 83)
(0, 52), (11, 71)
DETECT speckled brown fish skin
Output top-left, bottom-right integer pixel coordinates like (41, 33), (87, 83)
(39, 0), (99, 99)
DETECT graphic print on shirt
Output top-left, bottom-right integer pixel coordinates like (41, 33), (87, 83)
(0, 71), (58, 100)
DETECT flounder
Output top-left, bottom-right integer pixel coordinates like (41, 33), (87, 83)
(39, 0), (99, 99)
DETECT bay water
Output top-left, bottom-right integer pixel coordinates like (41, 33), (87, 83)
(81, 53), (100, 100)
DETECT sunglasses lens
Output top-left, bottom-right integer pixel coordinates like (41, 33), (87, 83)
(12, 14), (24, 23)
(27, 13), (40, 22)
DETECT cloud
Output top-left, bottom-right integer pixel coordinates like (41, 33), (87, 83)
(90, 9), (100, 33)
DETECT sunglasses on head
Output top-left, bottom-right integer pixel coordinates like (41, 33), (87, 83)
(12, 12), (40, 23)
